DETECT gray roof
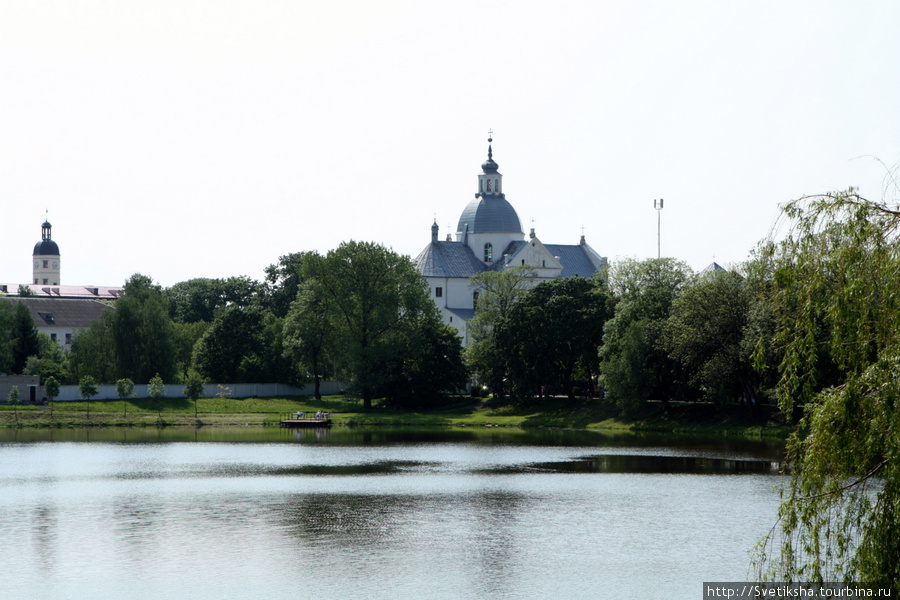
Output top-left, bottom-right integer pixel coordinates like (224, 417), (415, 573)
(1, 297), (114, 328)
(700, 262), (727, 275)
(545, 243), (607, 277)
(498, 240), (607, 278)
(456, 195), (523, 235)
(415, 241), (488, 278)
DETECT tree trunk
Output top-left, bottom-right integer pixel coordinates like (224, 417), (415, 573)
(659, 396), (672, 416)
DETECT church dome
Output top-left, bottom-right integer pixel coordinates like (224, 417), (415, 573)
(33, 240), (60, 256)
(457, 196), (523, 234)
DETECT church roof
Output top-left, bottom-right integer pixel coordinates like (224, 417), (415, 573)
(456, 196), (523, 235)
(497, 240), (607, 278)
(544, 244), (607, 277)
(700, 262), (727, 274)
(415, 241), (488, 278)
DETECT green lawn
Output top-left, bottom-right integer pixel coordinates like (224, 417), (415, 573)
(0, 394), (791, 438)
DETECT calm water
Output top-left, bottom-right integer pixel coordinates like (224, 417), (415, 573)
(0, 427), (785, 600)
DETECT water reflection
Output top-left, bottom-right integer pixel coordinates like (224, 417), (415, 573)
(0, 425), (786, 459)
(515, 454), (781, 474)
(0, 428), (787, 600)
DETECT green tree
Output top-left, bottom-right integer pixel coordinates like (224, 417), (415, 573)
(0, 301), (15, 373)
(23, 333), (71, 384)
(44, 375), (60, 418)
(263, 252), (314, 318)
(116, 378), (135, 418)
(69, 311), (117, 383)
(148, 373), (166, 418)
(193, 306), (283, 383)
(373, 308), (468, 409)
(166, 276), (260, 323)
(464, 266), (536, 399)
(183, 372), (205, 418)
(10, 302), (40, 374)
(283, 282), (333, 400)
(754, 190), (900, 586)
(7, 385), (19, 424)
(302, 241), (437, 409)
(496, 276), (614, 402)
(173, 321), (210, 378)
(599, 258), (693, 414)
(662, 269), (756, 406)
(112, 274), (176, 383)
(78, 375), (98, 420)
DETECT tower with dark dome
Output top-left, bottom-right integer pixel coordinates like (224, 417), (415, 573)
(456, 137), (524, 264)
(33, 219), (60, 286)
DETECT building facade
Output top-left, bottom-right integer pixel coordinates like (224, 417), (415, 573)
(415, 139), (607, 344)
(1, 297), (114, 350)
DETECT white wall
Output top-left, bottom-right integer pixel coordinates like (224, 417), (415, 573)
(48, 381), (347, 401)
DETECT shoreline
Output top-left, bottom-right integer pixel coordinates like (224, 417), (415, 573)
(0, 395), (792, 440)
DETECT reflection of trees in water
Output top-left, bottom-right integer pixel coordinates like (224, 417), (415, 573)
(30, 503), (58, 568)
(112, 497), (165, 557)
(466, 492), (525, 593)
(273, 491), (528, 592)
(279, 494), (415, 546)
(530, 454), (781, 474)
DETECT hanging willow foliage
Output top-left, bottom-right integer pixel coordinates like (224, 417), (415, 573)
(754, 189), (900, 586)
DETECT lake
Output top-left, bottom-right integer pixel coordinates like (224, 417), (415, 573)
(0, 427), (785, 600)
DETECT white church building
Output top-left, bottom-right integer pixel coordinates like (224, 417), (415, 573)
(415, 139), (607, 344)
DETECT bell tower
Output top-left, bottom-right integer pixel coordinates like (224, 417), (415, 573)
(476, 135), (503, 198)
(33, 218), (61, 286)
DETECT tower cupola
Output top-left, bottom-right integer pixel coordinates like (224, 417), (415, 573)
(32, 217), (61, 286)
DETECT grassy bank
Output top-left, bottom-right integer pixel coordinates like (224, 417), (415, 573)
(0, 395), (791, 438)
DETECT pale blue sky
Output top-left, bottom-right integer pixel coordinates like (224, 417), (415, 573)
(2, 1), (899, 287)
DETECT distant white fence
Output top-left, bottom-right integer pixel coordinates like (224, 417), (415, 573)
(50, 381), (346, 402)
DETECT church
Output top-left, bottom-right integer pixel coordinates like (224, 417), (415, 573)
(415, 138), (607, 344)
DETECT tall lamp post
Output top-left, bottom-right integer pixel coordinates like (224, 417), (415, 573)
(654, 198), (664, 259)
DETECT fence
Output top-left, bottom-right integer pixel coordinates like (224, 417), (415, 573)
(47, 381), (346, 402)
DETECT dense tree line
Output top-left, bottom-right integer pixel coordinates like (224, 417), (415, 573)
(2, 242), (465, 410)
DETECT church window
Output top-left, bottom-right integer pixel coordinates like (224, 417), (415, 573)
(43, 278), (48, 284)
(435, 287), (443, 298)
(486, 179), (492, 192)
(484, 243), (493, 262)
(43, 260), (48, 268)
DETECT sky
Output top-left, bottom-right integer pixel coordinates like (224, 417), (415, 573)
(2, 0), (899, 288)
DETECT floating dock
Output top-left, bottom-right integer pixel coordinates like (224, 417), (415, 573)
(279, 417), (332, 428)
